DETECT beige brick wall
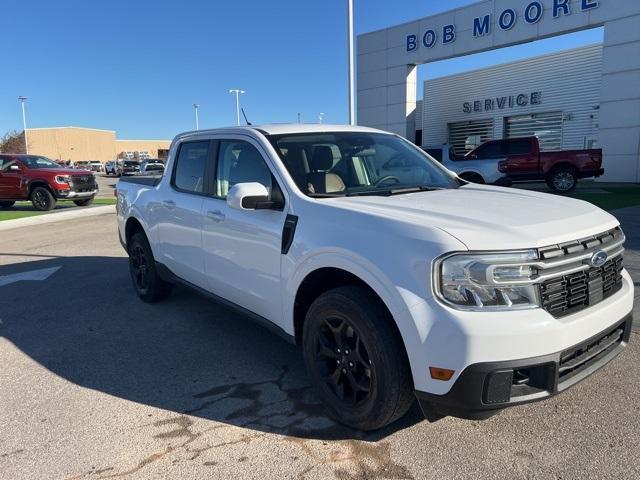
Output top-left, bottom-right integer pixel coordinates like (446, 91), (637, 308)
(27, 127), (116, 163)
(24, 127), (171, 163)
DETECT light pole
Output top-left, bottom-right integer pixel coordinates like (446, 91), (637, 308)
(318, 112), (325, 124)
(228, 89), (245, 126)
(193, 103), (200, 130)
(347, 0), (356, 125)
(18, 96), (28, 153)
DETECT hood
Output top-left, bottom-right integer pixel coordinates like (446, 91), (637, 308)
(330, 185), (619, 250)
(28, 168), (93, 176)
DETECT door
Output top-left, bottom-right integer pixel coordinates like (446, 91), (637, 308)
(156, 140), (210, 289)
(0, 158), (23, 199)
(201, 137), (287, 324)
(498, 138), (537, 176)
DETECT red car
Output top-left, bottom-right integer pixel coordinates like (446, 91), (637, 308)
(0, 154), (98, 211)
(470, 137), (603, 193)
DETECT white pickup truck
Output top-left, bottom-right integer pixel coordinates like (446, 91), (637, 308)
(117, 124), (633, 430)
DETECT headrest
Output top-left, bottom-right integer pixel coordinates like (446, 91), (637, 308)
(311, 146), (334, 171)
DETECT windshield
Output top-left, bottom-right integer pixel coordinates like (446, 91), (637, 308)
(267, 132), (459, 197)
(20, 155), (60, 169)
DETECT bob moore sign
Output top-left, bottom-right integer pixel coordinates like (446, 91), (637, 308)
(407, 0), (600, 52)
(463, 92), (542, 113)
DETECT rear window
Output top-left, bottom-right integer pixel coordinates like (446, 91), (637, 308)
(505, 140), (532, 155)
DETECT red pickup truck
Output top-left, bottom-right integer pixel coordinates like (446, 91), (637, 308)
(466, 137), (603, 193)
(0, 154), (98, 211)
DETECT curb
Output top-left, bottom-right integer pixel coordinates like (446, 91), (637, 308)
(0, 205), (116, 232)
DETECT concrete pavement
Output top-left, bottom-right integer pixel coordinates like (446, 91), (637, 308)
(0, 211), (638, 480)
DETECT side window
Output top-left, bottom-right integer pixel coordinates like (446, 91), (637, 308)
(473, 142), (504, 159)
(172, 141), (209, 194)
(216, 140), (272, 198)
(505, 140), (532, 155)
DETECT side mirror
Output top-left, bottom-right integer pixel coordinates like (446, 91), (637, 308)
(227, 182), (272, 211)
(9, 164), (20, 172)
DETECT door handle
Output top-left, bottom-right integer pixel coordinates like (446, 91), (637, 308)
(162, 199), (176, 209)
(206, 210), (226, 222)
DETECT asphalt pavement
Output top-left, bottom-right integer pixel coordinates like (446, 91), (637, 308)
(0, 211), (638, 480)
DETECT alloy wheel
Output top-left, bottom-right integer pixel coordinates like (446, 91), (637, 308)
(553, 171), (575, 191)
(314, 316), (373, 407)
(130, 245), (149, 294)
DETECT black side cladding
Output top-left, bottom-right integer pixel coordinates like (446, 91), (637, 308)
(281, 214), (298, 254)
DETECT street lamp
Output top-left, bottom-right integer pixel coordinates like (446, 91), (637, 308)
(228, 89), (245, 126)
(347, 0), (355, 125)
(18, 96), (28, 154)
(193, 103), (200, 130)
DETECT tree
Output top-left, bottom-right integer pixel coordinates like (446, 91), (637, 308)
(0, 130), (26, 154)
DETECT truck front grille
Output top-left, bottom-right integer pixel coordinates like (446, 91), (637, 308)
(71, 175), (97, 192)
(541, 256), (623, 317)
(537, 227), (625, 318)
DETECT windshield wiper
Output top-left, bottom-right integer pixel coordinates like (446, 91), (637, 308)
(346, 186), (442, 197)
(307, 192), (346, 198)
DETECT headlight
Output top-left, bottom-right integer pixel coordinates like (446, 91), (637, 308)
(435, 250), (540, 310)
(55, 175), (71, 185)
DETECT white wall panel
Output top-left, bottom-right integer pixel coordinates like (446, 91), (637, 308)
(422, 44), (603, 152)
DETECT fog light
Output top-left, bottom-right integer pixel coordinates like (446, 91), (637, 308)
(429, 367), (455, 381)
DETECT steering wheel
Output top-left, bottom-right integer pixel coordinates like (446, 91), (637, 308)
(374, 175), (401, 187)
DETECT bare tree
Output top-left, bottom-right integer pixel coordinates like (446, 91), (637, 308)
(0, 130), (26, 154)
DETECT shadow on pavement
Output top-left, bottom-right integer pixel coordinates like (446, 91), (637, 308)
(0, 255), (424, 442)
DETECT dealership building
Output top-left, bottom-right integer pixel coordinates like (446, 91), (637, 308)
(356, 0), (640, 182)
(24, 126), (171, 163)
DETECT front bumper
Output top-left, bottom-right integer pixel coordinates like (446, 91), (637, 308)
(55, 189), (98, 199)
(416, 312), (632, 419)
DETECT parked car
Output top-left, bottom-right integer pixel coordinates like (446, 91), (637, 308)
(0, 154), (98, 210)
(119, 160), (141, 176)
(88, 160), (104, 173)
(467, 137), (603, 193)
(105, 160), (118, 175)
(74, 160), (91, 170)
(140, 160), (165, 175)
(116, 124), (632, 431)
(423, 144), (511, 186)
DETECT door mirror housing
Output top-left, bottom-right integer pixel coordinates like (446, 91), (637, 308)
(227, 182), (274, 211)
(9, 164), (21, 172)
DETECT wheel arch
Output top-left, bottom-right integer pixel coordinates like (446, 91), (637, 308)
(28, 179), (54, 195)
(546, 162), (577, 175)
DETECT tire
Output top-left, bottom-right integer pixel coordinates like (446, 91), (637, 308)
(459, 172), (485, 184)
(547, 166), (578, 193)
(73, 197), (94, 207)
(30, 186), (56, 211)
(0, 201), (15, 209)
(128, 232), (172, 303)
(302, 286), (414, 431)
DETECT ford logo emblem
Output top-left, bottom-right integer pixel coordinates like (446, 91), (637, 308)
(589, 250), (608, 268)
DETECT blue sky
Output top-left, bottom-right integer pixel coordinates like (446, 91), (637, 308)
(1, 0), (602, 139)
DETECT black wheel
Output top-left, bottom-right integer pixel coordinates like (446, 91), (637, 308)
(459, 172), (485, 184)
(128, 232), (172, 303)
(0, 201), (15, 209)
(302, 286), (414, 431)
(30, 186), (56, 211)
(547, 166), (578, 193)
(73, 197), (94, 207)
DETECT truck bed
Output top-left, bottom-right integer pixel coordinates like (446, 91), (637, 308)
(117, 175), (163, 187)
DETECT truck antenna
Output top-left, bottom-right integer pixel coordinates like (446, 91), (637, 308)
(241, 108), (252, 126)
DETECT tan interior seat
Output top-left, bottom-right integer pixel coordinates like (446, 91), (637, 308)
(307, 146), (345, 194)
